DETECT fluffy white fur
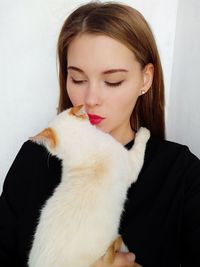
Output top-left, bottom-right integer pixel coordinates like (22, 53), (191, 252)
(28, 106), (150, 267)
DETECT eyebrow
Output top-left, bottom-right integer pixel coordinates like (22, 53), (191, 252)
(67, 66), (128, 74)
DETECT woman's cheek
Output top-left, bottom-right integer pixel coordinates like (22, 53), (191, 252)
(67, 87), (85, 106)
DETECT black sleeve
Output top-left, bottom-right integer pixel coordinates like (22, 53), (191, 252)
(0, 141), (56, 267)
(181, 149), (200, 266)
(0, 181), (18, 266)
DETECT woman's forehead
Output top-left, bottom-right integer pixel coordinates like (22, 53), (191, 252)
(67, 34), (138, 73)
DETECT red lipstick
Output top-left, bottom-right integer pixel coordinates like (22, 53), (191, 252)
(88, 114), (104, 125)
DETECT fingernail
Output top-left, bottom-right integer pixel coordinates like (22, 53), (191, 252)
(127, 253), (135, 262)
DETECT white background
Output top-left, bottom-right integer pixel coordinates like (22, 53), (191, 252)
(0, 0), (199, 191)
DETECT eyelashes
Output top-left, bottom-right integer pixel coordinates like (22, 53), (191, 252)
(70, 78), (124, 87)
(70, 78), (86, 85)
(105, 81), (124, 87)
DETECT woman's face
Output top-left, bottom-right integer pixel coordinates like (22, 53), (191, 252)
(67, 33), (153, 144)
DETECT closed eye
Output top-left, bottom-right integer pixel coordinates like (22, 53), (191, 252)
(105, 81), (124, 87)
(71, 78), (87, 84)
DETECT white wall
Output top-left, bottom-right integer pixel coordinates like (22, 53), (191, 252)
(167, 0), (200, 157)
(0, 0), (178, 191)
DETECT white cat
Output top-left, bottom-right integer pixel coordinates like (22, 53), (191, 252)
(28, 105), (150, 267)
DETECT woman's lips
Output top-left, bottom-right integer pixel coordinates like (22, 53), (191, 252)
(88, 114), (105, 125)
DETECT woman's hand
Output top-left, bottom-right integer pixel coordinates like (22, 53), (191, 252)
(92, 251), (139, 267)
(91, 236), (142, 267)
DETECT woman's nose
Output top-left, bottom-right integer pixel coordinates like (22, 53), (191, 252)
(84, 83), (102, 107)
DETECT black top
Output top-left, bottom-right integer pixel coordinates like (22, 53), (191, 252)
(0, 136), (200, 267)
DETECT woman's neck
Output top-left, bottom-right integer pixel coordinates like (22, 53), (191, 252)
(111, 125), (135, 145)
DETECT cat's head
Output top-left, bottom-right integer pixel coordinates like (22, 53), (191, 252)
(29, 105), (90, 157)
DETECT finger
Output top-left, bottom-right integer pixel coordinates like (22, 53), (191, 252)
(123, 262), (143, 267)
(104, 251), (135, 266)
(106, 252), (143, 267)
(104, 236), (124, 264)
(133, 263), (143, 267)
(104, 236), (142, 267)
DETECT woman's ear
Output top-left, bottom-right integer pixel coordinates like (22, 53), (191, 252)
(140, 63), (154, 95)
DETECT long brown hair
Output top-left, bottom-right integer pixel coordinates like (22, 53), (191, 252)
(57, 1), (165, 139)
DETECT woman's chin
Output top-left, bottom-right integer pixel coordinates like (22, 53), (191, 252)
(95, 124), (109, 134)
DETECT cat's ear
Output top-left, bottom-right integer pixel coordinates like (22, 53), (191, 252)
(29, 128), (57, 149)
(69, 105), (88, 119)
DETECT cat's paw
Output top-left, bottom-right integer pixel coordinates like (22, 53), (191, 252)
(135, 127), (150, 145)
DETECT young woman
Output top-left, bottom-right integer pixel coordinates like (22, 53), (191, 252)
(0, 1), (200, 267)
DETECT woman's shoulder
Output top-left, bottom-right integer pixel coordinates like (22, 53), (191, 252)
(2, 140), (61, 205)
(5, 140), (57, 179)
(12, 139), (61, 175)
(146, 135), (199, 162)
(12, 140), (61, 167)
(17, 139), (49, 158)
(143, 136), (200, 187)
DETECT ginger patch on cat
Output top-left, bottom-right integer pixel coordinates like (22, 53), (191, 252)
(69, 105), (88, 120)
(30, 127), (58, 149)
(70, 156), (108, 181)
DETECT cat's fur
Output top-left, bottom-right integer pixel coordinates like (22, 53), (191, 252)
(28, 105), (150, 267)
